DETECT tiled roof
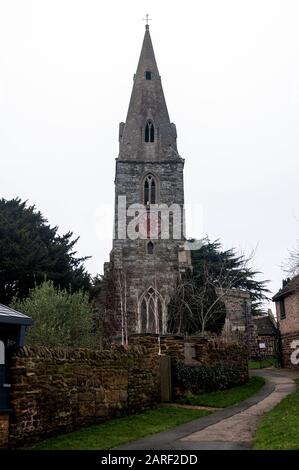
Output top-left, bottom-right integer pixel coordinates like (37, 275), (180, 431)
(0, 303), (33, 325)
(272, 274), (299, 301)
(253, 315), (277, 336)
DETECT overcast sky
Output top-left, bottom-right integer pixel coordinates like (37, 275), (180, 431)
(1, 0), (298, 308)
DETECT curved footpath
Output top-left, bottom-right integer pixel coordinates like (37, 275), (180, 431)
(117, 369), (299, 450)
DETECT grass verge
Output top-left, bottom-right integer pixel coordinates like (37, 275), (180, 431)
(177, 376), (265, 408)
(248, 357), (279, 369)
(31, 376), (266, 449)
(31, 406), (210, 450)
(253, 379), (299, 450)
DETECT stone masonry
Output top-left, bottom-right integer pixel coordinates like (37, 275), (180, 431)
(8, 344), (160, 447)
(219, 288), (252, 334)
(1, 335), (249, 448)
(104, 25), (191, 338)
(217, 288), (258, 357)
(0, 414), (9, 448)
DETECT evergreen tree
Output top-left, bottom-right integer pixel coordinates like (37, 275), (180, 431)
(191, 239), (270, 312)
(0, 198), (91, 304)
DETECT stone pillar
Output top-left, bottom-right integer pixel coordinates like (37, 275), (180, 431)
(192, 337), (209, 363)
(217, 288), (258, 357)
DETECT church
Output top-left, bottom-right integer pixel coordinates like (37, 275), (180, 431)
(103, 23), (192, 340)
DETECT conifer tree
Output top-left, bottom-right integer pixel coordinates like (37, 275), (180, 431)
(0, 198), (90, 304)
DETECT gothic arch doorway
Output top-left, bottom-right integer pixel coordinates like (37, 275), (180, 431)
(138, 287), (166, 334)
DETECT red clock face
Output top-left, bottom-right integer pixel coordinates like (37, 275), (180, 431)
(138, 211), (161, 238)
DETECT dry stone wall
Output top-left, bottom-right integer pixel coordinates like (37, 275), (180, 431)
(0, 414), (9, 448)
(3, 334), (250, 448)
(8, 344), (160, 447)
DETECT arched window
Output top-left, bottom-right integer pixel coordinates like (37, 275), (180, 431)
(150, 179), (156, 204)
(143, 174), (156, 205)
(147, 241), (154, 255)
(144, 179), (149, 205)
(145, 120), (154, 143)
(139, 287), (164, 334)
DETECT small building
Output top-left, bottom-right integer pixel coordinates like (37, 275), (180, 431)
(0, 303), (32, 447)
(252, 313), (278, 358)
(273, 275), (299, 368)
(0, 303), (33, 351)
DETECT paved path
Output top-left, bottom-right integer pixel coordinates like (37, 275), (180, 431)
(117, 369), (299, 450)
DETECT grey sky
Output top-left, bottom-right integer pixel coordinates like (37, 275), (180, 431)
(1, 0), (298, 308)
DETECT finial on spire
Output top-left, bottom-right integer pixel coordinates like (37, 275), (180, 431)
(142, 13), (152, 29)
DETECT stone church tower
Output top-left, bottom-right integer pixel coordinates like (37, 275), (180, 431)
(104, 25), (191, 339)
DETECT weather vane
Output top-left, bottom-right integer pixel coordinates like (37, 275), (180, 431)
(142, 13), (152, 28)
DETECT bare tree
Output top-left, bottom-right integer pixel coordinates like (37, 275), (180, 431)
(167, 277), (197, 335)
(194, 259), (251, 335)
(283, 240), (299, 277)
(115, 268), (129, 346)
(195, 264), (235, 335)
(91, 269), (130, 347)
(91, 275), (120, 349)
(168, 246), (256, 336)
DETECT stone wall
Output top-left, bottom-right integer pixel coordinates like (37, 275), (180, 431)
(280, 331), (299, 368)
(218, 288), (251, 333)
(0, 414), (9, 448)
(218, 288), (259, 358)
(193, 337), (248, 368)
(129, 334), (247, 369)
(129, 334), (161, 355)
(160, 335), (185, 360)
(8, 344), (160, 447)
(3, 334), (250, 448)
(129, 334), (185, 360)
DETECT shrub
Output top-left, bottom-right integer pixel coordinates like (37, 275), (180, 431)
(172, 361), (248, 394)
(11, 281), (98, 348)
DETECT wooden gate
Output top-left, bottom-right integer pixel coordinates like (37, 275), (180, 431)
(159, 355), (172, 402)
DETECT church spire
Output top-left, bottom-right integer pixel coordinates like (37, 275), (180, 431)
(135, 22), (159, 84)
(118, 25), (179, 161)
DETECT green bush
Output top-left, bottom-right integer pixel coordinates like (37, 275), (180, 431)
(11, 281), (97, 348)
(172, 361), (248, 393)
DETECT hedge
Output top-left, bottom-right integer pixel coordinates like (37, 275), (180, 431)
(172, 361), (248, 393)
